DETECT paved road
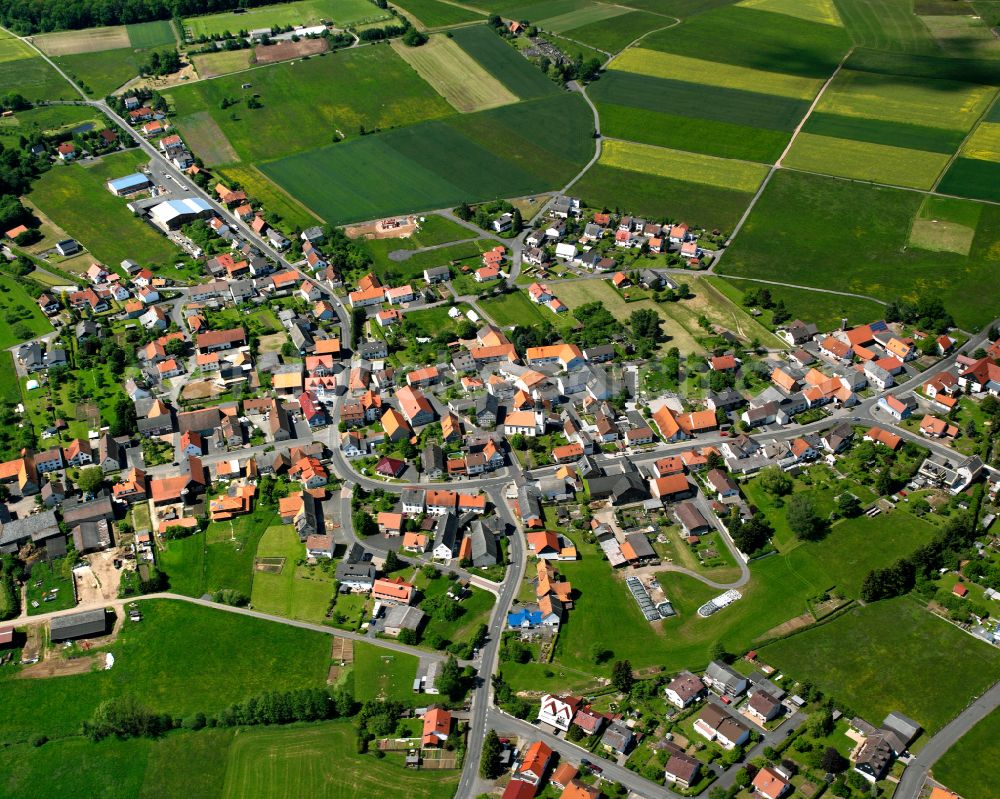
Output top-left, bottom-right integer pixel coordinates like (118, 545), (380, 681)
(894, 678), (1000, 799)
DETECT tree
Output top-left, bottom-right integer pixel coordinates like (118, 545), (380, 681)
(611, 660), (634, 693)
(706, 451), (726, 472)
(397, 627), (417, 645)
(402, 28), (428, 46)
(820, 746), (848, 774)
(511, 208), (523, 233)
(731, 513), (772, 555)
(352, 510), (377, 538)
(836, 492), (861, 518)
(77, 466), (104, 495)
(437, 655), (462, 700)
(590, 642), (611, 664)
(111, 394), (137, 436)
(787, 494), (827, 541)
(628, 309), (664, 358)
(480, 728), (503, 778)
(758, 466), (792, 496)
(384, 549), (400, 573)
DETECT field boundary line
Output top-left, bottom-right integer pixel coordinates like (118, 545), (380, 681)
(721, 275), (888, 305)
(930, 87), (1000, 193)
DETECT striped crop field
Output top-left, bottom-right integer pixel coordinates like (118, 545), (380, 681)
(815, 69), (997, 131)
(783, 132), (950, 190)
(612, 48), (823, 99)
(537, 1), (631, 32)
(600, 139), (770, 192)
(391, 35), (516, 113)
(961, 122), (1000, 163)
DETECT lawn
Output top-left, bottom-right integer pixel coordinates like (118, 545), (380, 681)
(216, 164), (321, 231)
(160, 508), (278, 598)
(572, 162), (754, 233)
(0, 353), (19, 404)
(390, 35), (517, 113)
(352, 641), (420, 703)
(0, 272), (52, 348)
(600, 139), (769, 192)
(390, 0), (486, 27)
(27, 150), (180, 269)
(25, 556), (76, 615)
(0, 29), (77, 101)
(760, 598), (1000, 733)
(0, 600), (331, 745)
(535, 0), (631, 33)
(261, 93), (593, 223)
(221, 721), (459, 799)
(713, 276), (886, 330)
(184, 0), (389, 38)
(932, 706), (1000, 799)
(717, 169), (1000, 329)
(250, 525), (335, 623)
(416, 573), (494, 647)
(612, 47), (823, 99)
(450, 24), (562, 100)
(783, 132), (950, 190)
(169, 45), (453, 164)
(479, 290), (554, 329)
(20, 358), (125, 443)
(909, 195), (982, 256)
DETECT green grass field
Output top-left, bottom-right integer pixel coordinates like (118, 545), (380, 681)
(761, 598), (1000, 733)
(191, 48), (253, 78)
(717, 169), (1000, 328)
(0, 600), (331, 745)
(0, 104), (102, 148)
(127, 20), (178, 48)
(802, 110), (966, 153)
(417, 575), (494, 647)
(572, 162), (754, 233)
(909, 195), (982, 255)
(740, 0), (843, 26)
(352, 642), (420, 703)
(932, 707), (1000, 799)
(55, 46), (173, 97)
(185, 0), (389, 37)
(535, 0), (630, 33)
(601, 139), (769, 191)
(834, 0), (939, 52)
(613, 47), (823, 100)
(783, 132), (950, 189)
(28, 150), (180, 268)
(938, 156), (1000, 201)
(0, 30), (77, 100)
(25, 557), (76, 615)
(0, 273), (52, 348)
(714, 277), (888, 329)
(222, 721), (458, 799)
(556, 9), (668, 53)
(261, 93), (592, 223)
(217, 164), (321, 231)
(250, 525), (335, 622)
(391, 0), (485, 27)
(642, 5), (851, 78)
(0, 353), (19, 404)
(590, 69), (811, 132)
(479, 290), (553, 328)
(160, 509), (278, 598)
(815, 68), (996, 132)
(594, 102), (790, 163)
(169, 45), (453, 164)
(450, 25), (561, 99)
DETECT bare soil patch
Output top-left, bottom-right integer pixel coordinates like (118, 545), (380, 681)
(757, 611), (815, 641)
(345, 216), (418, 240)
(255, 557), (285, 574)
(254, 38), (328, 65)
(74, 551), (123, 605)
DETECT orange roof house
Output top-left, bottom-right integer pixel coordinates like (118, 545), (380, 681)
(373, 576), (415, 604)
(652, 406), (683, 441)
(752, 767), (791, 799)
(422, 706), (452, 747)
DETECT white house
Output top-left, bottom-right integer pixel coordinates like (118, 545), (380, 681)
(537, 694), (579, 731)
(555, 242), (577, 261)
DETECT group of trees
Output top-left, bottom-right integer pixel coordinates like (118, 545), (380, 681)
(629, 308), (666, 358)
(885, 295), (954, 334)
(139, 49), (182, 77)
(786, 494), (829, 542)
(741, 286), (790, 325)
(861, 511), (977, 602)
(730, 511), (774, 555)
